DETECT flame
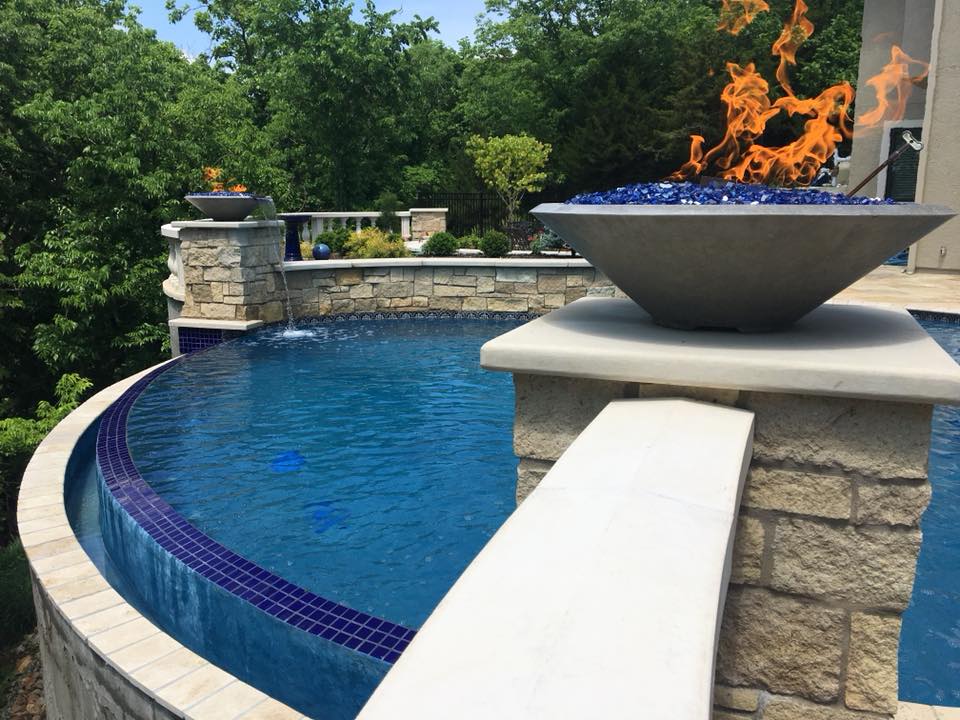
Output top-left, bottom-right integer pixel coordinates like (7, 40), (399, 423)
(771, 0), (814, 96)
(202, 166), (222, 183)
(718, 0), (770, 35)
(670, 1), (857, 187)
(858, 45), (930, 128)
(228, 184), (248, 192)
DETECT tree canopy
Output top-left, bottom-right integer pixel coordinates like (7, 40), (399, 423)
(0, 0), (866, 540)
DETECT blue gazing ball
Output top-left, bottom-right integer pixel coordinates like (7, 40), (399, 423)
(312, 242), (331, 260)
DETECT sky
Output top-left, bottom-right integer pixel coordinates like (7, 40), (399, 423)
(134, 0), (489, 58)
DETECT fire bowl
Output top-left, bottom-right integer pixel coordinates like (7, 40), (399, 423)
(532, 203), (955, 332)
(185, 192), (264, 222)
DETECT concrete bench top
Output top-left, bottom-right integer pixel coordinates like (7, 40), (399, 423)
(360, 398), (755, 719)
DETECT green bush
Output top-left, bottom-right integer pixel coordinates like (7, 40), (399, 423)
(374, 192), (402, 233)
(530, 228), (565, 254)
(422, 231), (459, 257)
(458, 234), (481, 250)
(343, 227), (410, 259)
(317, 227), (351, 255)
(479, 230), (510, 258)
(0, 540), (35, 646)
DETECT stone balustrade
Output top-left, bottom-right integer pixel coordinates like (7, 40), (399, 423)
(291, 207), (447, 242)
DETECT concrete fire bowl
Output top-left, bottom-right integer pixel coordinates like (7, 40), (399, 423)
(532, 203), (955, 331)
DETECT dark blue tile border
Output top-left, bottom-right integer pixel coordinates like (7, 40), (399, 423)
(96, 371), (417, 666)
(910, 309), (960, 325)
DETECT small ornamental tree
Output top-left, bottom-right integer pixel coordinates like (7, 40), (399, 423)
(466, 134), (551, 222)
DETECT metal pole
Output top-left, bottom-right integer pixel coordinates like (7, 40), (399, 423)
(847, 130), (924, 198)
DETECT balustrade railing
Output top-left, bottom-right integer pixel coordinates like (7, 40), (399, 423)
(300, 212), (413, 241)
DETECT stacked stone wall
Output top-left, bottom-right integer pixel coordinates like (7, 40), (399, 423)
(511, 374), (932, 720)
(179, 223), (286, 323)
(282, 265), (621, 317)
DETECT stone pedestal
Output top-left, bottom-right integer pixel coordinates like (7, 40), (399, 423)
(409, 208), (448, 240)
(174, 220), (286, 323)
(481, 298), (960, 720)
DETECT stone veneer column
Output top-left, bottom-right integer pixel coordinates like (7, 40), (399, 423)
(481, 298), (960, 720)
(408, 208), (448, 240)
(175, 220), (286, 322)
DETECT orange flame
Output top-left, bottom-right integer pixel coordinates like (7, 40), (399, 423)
(202, 166), (222, 183)
(771, 0), (814, 96)
(228, 184), (248, 192)
(718, 0), (770, 35)
(670, 2), (856, 187)
(858, 45), (930, 128)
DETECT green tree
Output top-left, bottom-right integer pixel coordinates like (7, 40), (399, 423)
(466, 134), (551, 221)
(0, 374), (91, 543)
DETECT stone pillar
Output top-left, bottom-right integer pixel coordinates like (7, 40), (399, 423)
(409, 208), (448, 240)
(482, 298), (960, 720)
(175, 220), (285, 323)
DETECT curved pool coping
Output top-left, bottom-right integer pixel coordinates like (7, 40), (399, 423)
(19, 363), (306, 720)
(17, 314), (960, 720)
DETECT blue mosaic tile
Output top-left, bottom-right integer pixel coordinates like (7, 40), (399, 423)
(910, 310), (960, 325)
(178, 327), (243, 354)
(95, 358), (417, 666)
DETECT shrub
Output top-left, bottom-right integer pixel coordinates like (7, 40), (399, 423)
(480, 230), (510, 258)
(374, 192), (402, 233)
(317, 227), (351, 255)
(531, 228), (564, 254)
(0, 541), (35, 646)
(343, 227), (410, 259)
(458, 234), (481, 250)
(422, 231), (459, 257)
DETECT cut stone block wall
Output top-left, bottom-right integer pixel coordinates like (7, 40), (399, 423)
(511, 374), (933, 720)
(178, 221), (286, 323)
(173, 222), (621, 325)
(409, 209), (447, 240)
(282, 265), (620, 317)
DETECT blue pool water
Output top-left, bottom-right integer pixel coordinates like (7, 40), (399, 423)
(126, 318), (522, 630)
(900, 319), (960, 707)
(64, 315), (960, 713)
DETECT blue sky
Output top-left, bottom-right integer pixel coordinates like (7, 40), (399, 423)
(133, 0), (489, 57)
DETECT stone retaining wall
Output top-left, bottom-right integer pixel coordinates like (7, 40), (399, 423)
(282, 265), (620, 317)
(512, 375), (932, 720)
(169, 221), (621, 323)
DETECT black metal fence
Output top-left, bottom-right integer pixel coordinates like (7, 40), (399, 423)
(415, 192), (507, 237)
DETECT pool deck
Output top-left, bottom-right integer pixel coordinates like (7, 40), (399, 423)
(833, 266), (960, 315)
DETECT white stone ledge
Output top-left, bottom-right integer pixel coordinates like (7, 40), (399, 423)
(18, 363), (302, 720)
(168, 318), (265, 331)
(170, 220), (282, 229)
(160, 224), (180, 239)
(360, 398), (755, 719)
(480, 297), (960, 406)
(283, 257), (593, 271)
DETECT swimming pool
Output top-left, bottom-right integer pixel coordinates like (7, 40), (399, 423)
(900, 317), (960, 707)
(66, 313), (960, 715)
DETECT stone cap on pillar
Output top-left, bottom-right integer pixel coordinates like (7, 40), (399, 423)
(170, 220), (282, 229)
(480, 297), (960, 405)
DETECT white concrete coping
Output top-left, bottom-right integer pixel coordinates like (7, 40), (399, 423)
(360, 398), (755, 719)
(278, 211), (412, 218)
(283, 257), (592, 271)
(169, 318), (265, 331)
(480, 297), (960, 406)
(407, 208), (448, 212)
(169, 220), (282, 229)
(160, 224), (181, 239)
(17, 365), (305, 720)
